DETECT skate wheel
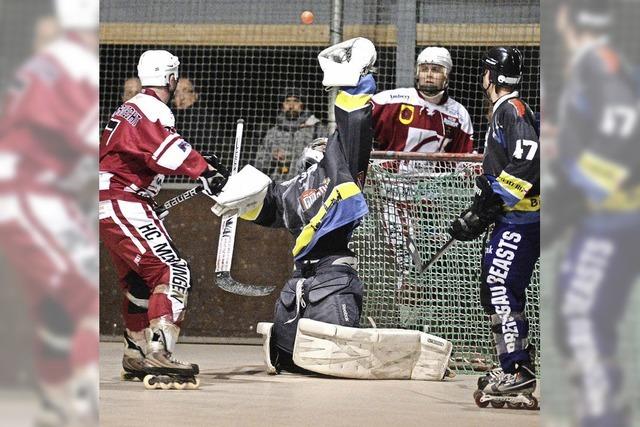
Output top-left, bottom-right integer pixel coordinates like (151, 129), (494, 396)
(525, 396), (539, 410)
(173, 381), (187, 390)
(188, 378), (201, 389)
(143, 375), (159, 390)
(473, 390), (489, 408)
(490, 401), (505, 408)
(507, 401), (523, 409)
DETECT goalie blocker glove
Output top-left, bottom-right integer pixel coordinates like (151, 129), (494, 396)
(199, 154), (229, 199)
(448, 175), (503, 241)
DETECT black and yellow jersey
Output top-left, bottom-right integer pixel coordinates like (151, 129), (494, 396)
(484, 91), (540, 224)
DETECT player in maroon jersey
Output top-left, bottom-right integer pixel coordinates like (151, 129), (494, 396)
(0, 0), (100, 423)
(371, 47), (473, 154)
(99, 49), (228, 389)
(370, 47), (475, 291)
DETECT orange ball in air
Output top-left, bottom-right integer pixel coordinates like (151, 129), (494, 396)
(301, 10), (314, 25)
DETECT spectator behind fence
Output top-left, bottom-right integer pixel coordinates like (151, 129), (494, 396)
(171, 77), (211, 157)
(122, 77), (141, 103)
(172, 77), (198, 110)
(254, 88), (326, 181)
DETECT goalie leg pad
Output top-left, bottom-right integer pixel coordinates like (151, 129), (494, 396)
(292, 318), (452, 380)
(256, 322), (277, 374)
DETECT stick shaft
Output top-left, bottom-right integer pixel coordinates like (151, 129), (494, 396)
(421, 237), (456, 273)
(215, 119), (244, 273)
(159, 185), (202, 212)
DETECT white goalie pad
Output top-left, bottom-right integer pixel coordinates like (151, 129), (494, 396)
(256, 322), (277, 374)
(318, 37), (377, 87)
(211, 165), (271, 218)
(292, 319), (452, 380)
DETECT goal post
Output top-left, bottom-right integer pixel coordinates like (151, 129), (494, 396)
(352, 151), (540, 374)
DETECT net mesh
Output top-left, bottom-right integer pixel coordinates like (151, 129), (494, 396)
(100, 0), (539, 186)
(352, 153), (540, 374)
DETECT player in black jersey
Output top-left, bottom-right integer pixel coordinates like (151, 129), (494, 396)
(448, 46), (540, 409)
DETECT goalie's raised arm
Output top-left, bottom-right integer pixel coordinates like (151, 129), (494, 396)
(317, 37), (376, 87)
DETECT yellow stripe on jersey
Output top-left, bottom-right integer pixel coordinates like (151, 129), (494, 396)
(496, 171), (533, 201)
(504, 195), (540, 212)
(292, 182), (361, 257)
(335, 91), (373, 112)
(578, 150), (629, 193)
(593, 185), (640, 212)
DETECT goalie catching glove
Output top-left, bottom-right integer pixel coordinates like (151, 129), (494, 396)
(211, 165), (272, 219)
(448, 175), (503, 241)
(317, 37), (377, 87)
(199, 154), (230, 199)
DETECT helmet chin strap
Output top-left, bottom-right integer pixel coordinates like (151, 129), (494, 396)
(416, 74), (448, 98)
(419, 86), (445, 97)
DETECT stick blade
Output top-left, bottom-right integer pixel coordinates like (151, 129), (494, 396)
(215, 272), (276, 297)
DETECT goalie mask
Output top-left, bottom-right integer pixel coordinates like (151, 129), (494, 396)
(415, 47), (452, 97)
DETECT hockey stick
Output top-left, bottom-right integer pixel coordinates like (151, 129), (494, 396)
(420, 237), (456, 273)
(154, 185), (203, 217)
(215, 119), (276, 297)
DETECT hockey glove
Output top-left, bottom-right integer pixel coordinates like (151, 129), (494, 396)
(318, 37), (377, 87)
(448, 175), (503, 241)
(199, 154), (229, 199)
(211, 165), (271, 219)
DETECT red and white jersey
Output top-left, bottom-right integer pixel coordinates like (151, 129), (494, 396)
(371, 88), (473, 153)
(0, 36), (99, 189)
(99, 89), (207, 202)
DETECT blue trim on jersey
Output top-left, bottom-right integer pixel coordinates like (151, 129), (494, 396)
(344, 74), (377, 95)
(488, 175), (521, 207)
(294, 192), (369, 260)
(499, 211), (540, 224)
(494, 127), (507, 148)
(487, 176), (539, 224)
(568, 160), (609, 203)
(572, 91), (593, 117)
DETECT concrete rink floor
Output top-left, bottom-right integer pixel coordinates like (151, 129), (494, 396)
(100, 342), (540, 427)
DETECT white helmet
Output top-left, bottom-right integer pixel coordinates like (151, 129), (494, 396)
(416, 47), (453, 75)
(54, 0), (99, 30)
(137, 50), (180, 87)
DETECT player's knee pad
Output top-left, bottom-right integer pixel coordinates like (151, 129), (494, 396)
(272, 268), (363, 355)
(303, 269), (363, 327)
(490, 311), (529, 360)
(124, 271), (150, 313)
(37, 297), (74, 357)
(292, 318), (452, 380)
(272, 277), (303, 355)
